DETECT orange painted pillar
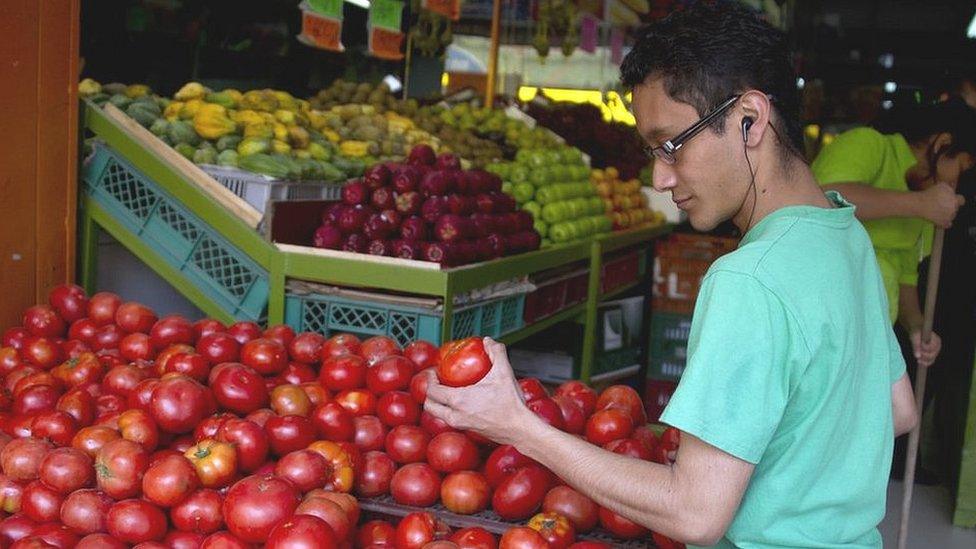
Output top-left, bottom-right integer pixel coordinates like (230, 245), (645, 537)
(0, 0), (81, 328)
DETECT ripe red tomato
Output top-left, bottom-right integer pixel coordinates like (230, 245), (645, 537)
(226, 322), (262, 346)
(0, 347), (25, 376)
(0, 475), (25, 514)
(376, 391), (421, 427)
(441, 470), (491, 515)
(59, 489), (112, 535)
(116, 333), (152, 363)
(216, 418), (268, 473)
(123, 379), (157, 415)
(22, 306), (66, 338)
(274, 449), (328, 492)
(264, 415), (316, 456)
(209, 363), (269, 414)
(597, 507), (648, 539)
(77, 533), (128, 549)
(420, 411), (454, 437)
(356, 450), (397, 497)
(57, 386), (96, 426)
(527, 398), (565, 430)
(527, 512), (576, 549)
(164, 530), (206, 549)
(410, 368), (431, 403)
(37, 447), (93, 495)
(319, 354), (367, 391)
(357, 520), (396, 548)
(222, 474), (300, 543)
(353, 415), (388, 452)
(404, 340), (439, 370)
(66, 320), (96, 345)
(281, 361), (317, 385)
(306, 488), (360, 527)
(450, 527), (498, 549)
(267, 514), (338, 548)
(288, 332), (325, 364)
(385, 424), (430, 464)
(60, 338), (91, 359)
(491, 466), (550, 520)
(142, 453), (199, 507)
(196, 333), (240, 364)
(94, 439), (149, 499)
(651, 532), (686, 549)
(551, 396), (586, 435)
(391, 463), (441, 507)
(184, 439), (238, 489)
(48, 284), (89, 324)
(584, 408), (633, 446)
(14, 384), (63, 416)
(263, 325), (296, 348)
(595, 385), (646, 427)
(30, 521), (80, 547)
(498, 527), (548, 549)
(170, 488), (224, 534)
(1, 438), (53, 482)
(395, 512), (451, 549)
(193, 413), (233, 442)
(71, 425), (120, 459)
(149, 315), (194, 349)
(360, 336), (402, 365)
(542, 486), (599, 532)
(87, 292), (121, 326)
(200, 531), (250, 549)
(311, 402), (354, 442)
(660, 427), (681, 450)
(0, 513), (39, 545)
(427, 432), (480, 473)
(106, 499), (167, 543)
(632, 425), (659, 453)
(293, 496), (351, 542)
(604, 438), (653, 461)
(20, 337), (63, 369)
(240, 338), (288, 376)
(320, 334), (361, 361)
(114, 302), (157, 334)
(20, 480), (63, 522)
(150, 376), (210, 434)
(367, 355), (414, 393)
(192, 319), (226, 342)
(163, 352), (210, 381)
(299, 382), (329, 407)
(101, 363), (148, 397)
(484, 445), (534, 488)
(518, 378), (549, 402)
(333, 390), (376, 417)
(437, 338), (491, 387)
(270, 385), (312, 417)
(554, 381), (597, 417)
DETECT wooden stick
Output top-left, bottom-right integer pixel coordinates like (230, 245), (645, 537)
(485, 0), (502, 108)
(897, 227), (945, 549)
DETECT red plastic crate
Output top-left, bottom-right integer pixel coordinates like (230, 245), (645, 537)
(565, 272), (589, 305)
(601, 249), (642, 294)
(523, 269), (589, 324)
(644, 378), (679, 422)
(652, 234), (737, 314)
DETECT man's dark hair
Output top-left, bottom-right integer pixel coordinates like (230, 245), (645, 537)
(879, 98), (976, 158)
(620, 1), (803, 156)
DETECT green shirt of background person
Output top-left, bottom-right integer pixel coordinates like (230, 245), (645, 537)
(811, 99), (976, 367)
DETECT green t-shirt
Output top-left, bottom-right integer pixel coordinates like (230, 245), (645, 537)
(810, 127), (932, 321)
(661, 192), (906, 548)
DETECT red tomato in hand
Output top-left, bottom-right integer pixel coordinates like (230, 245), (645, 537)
(498, 527), (548, 549)
(437, 338), (490, 387)
(222, 474), (300, 543)
(404, 340), (438, 370)
(391, 463), (441, 507)
(441, 470), (491, 514)
(491, 466), (550, 520)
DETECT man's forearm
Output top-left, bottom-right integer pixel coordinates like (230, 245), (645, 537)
(822, 183), (922, 221)
(511, 412), (715, 544)
(898, 284), (923, 333)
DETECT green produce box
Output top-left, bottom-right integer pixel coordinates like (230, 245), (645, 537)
(648, 311), (692, 381)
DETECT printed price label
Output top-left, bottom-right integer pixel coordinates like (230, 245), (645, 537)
(422, 0), (460, 20)
(301, 10), (344, 52)
(369, 26), (405, 60)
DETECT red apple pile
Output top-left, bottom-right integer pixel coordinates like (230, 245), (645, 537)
(314, 144), (542, 266)
(0, 285), (683, 548)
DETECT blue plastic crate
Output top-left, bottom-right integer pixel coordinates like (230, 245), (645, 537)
(284, 291), (526, 346)
(82, 145), (269, 321)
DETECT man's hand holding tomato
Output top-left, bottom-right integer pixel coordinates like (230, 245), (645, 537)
(424, 338), (540, 446)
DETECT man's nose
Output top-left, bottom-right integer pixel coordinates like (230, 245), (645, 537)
(652, 162), (677, 193)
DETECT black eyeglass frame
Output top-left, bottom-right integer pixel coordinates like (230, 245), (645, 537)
(644, 94), (742, 164)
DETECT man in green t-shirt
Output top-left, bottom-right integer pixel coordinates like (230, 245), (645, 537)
(422, 4), (917, 548)
(811, 101), (976, 367)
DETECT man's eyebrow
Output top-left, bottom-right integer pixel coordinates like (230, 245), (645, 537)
(642, 127), (671, 141)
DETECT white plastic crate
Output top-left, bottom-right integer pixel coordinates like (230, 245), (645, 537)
(200, 165), (344, 214)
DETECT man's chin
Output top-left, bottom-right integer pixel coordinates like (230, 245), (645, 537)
(688, 213), (719, 232)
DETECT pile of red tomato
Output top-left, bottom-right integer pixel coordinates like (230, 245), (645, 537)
(0, 285), (683, 549)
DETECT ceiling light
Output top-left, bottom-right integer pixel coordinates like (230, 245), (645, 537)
(882, 100), (894, 110)
(884, 82), (897, 93)
(968, 10), (976, 38)
(796, 77), (805, 90)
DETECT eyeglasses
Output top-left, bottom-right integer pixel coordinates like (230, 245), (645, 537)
(643, 94), (742, 165)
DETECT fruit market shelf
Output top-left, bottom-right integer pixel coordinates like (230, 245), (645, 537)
(81, 100), (671, 381)
(359, 495), (653, 547)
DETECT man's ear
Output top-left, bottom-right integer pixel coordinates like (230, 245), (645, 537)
(931, 132), (953, 155)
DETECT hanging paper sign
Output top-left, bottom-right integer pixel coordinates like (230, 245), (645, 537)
(368, 0), (405, 60)
(580, 14), (599, 54)
(422, 0), (460, 21)
(610, 27), (624, 64)
(298, 0), (344, 52)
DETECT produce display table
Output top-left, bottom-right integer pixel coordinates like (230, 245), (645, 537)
(78, 100), (670, 382)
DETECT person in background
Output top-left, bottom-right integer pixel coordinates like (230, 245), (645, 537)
(425, 3), (917, 547)
(812, 99), (976, 368)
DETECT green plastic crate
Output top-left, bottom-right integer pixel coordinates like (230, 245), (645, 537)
(284, 291), (526, 347)
(82, 145), (269, 321)
(648, 311), (692, 381)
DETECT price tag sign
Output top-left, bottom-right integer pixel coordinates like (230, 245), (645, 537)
(422, 0), (460, 21)
(370, 0), (403, 31)
(300, 9), (344, 52)
(369, 26), (406, 60)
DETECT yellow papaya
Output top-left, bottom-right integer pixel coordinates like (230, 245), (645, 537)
(287, 126), (310, 149)
(78, 78), (102, 97)
(323, 130), (341, 143)
(307, 111), (327, 130)
(339, 141), (369, 158)
(125, 84), (151, 98)
(240, 90), (278, 112)
(163, 101), (184, 121)
(243, 123), (274, 139)
(308, 142), (331, 161)
(272, 123), (288, 142)
(174, 82), (208, 101)
(180, 99), (205, 120)
(271, 139), (292, 154)
(237, 137), (271, 157)
(193, 104), (237, 140)
(274, 109), (297, 125)
(205, 91), (238, 108)
(230, 109), (265, 126)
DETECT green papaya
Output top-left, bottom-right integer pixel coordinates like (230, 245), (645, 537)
(205, 91), (238, 108)
(174, 142), (196, 160)
(193, 147), (217, 165)
(101, 82), (128, 95)
(126, 102), (160, 127)
(320, 162), (345, 182)
(167, 120), (201, 146)
(239, 153), (290, 179)
(332, 157), (365, 177)
(216, 150), (239, 167)
(216, 135), (242, 152)
(149, 119), (169, 138)
(108, 94), (132, 110)
(88, 93), (110, 106)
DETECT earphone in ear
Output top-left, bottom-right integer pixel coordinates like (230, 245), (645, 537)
(741, 117), (754, 143)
